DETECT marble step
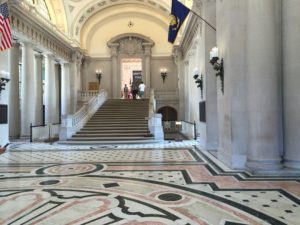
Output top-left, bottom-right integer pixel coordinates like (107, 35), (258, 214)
(78, 129), (149, 133)
(73, 133), (151, 137)
(84, 126), (148, 129)
(68, 136), (154, 141)
(59, 139), (158, 145)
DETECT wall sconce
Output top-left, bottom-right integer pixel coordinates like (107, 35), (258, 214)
(193, 73), (204, 99)
(160, 68), (167, 83)
(210, 47), (224, 94)
(96, 69), (102, 84)
(0, 77), (10, 95)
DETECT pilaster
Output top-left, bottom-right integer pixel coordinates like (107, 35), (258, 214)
(34, 53), (43, 125)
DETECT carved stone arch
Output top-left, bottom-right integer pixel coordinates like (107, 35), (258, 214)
(107, 33), (154, 99)
(108, 33), (154, 46)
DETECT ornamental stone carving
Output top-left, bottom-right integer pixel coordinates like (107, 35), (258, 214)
(108, 34), (154, 57)
(119, 37), (143, 56)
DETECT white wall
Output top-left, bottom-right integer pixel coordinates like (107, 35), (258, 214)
(83, 56), (177, 99)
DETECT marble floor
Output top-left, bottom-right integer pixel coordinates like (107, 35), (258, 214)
(0, 141), (299, 225)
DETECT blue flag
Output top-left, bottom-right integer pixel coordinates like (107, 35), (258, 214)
(168, 0), (190, 43)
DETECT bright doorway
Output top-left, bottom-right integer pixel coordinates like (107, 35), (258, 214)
(121, 58), (142, 97)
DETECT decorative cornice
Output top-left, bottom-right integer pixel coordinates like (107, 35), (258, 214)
(9, 2), (79, 62)
(179, 8), (202, 58)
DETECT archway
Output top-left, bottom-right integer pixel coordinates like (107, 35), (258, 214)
(157, 106), (178, 121)
(108, 33), (154, 98)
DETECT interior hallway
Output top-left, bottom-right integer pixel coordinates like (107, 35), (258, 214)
(0, 141), (299, 225)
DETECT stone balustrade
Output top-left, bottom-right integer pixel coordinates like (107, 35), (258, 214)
(59, 90), (108, 140)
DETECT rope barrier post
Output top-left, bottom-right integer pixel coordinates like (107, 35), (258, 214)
(48, 123), (51, 142)
(194, 121), (197, 140)
(30, 123), (32, 143)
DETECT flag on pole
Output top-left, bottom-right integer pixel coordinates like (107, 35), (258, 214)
(168, 0), (190, 44)
(0, 2), (12, 51)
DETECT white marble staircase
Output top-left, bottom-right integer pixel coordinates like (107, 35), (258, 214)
(63, 99), (156, 144)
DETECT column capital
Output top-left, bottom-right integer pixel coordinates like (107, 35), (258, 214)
(11, 42), (20, 49)
(108, 43), (119, 57)
(34, 54), (43, 60)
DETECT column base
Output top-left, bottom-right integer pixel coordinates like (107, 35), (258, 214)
(284, 159), (300, 170)
(246, 158), (282, 172)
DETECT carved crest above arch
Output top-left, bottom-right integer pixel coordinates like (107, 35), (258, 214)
(107, 33), (154, 56)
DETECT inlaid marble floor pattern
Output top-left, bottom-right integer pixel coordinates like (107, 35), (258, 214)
(0, 144), (299, 225)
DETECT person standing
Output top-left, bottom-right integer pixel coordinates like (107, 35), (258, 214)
(139, 81), (146, 99)
(123, 84), (129, 99)
(132, 81), (138, 99)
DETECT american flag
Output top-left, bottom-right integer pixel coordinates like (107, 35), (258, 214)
(0, 2), (12, 51)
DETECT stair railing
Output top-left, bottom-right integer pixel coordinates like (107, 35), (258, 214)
(59, 90), (108, 140)
(148, 89), (164, 140)
(78, 90), (99, 102)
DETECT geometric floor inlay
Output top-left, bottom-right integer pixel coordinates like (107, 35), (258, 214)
(0, 145), (299, 225)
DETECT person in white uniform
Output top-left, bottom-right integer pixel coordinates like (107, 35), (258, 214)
(138, 81), (146, 99)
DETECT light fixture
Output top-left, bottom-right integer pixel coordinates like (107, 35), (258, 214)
(160, 68), (167, 83)
(193, 71), (204, 99)
(96, 69), (102, 84)
(0, 77), (10, 95)
(210, 47), (224, 94)
(128, 21), (134, 28)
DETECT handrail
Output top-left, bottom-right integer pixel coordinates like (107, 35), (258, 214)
(30, 122), (61, 142)
(148, 89), (164, 140)
(162, 120), (197, 140)
(72, 91), (103, 126)
(78, 90), (99, 102)
(59, 90), (108, 140)
(182, 120), (195, 125)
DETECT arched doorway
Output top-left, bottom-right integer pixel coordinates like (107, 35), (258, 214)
(121, 58), (142, 98)
(157, 106), (178, 121)
(107, 33), (154, 98)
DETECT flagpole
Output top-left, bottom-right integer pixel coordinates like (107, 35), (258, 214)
(189, 10), (216, 31)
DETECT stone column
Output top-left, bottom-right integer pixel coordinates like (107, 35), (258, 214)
(109, 43), (119, 98)
(283, 0), (300, 169)
(34, 54), (43, 125)
(61, 63), (71, 115)
(246, 0), (282, 171)
(143, 44), (152, 97)
(203, 0), (218, 150)
(20, 42), (35, 136)
(44, 55), (57, 124)
(173, 47), (185, 120)
(8, 42), (20, 138)
(54, 63), (61, 123)
(81, 57), (90, 91)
